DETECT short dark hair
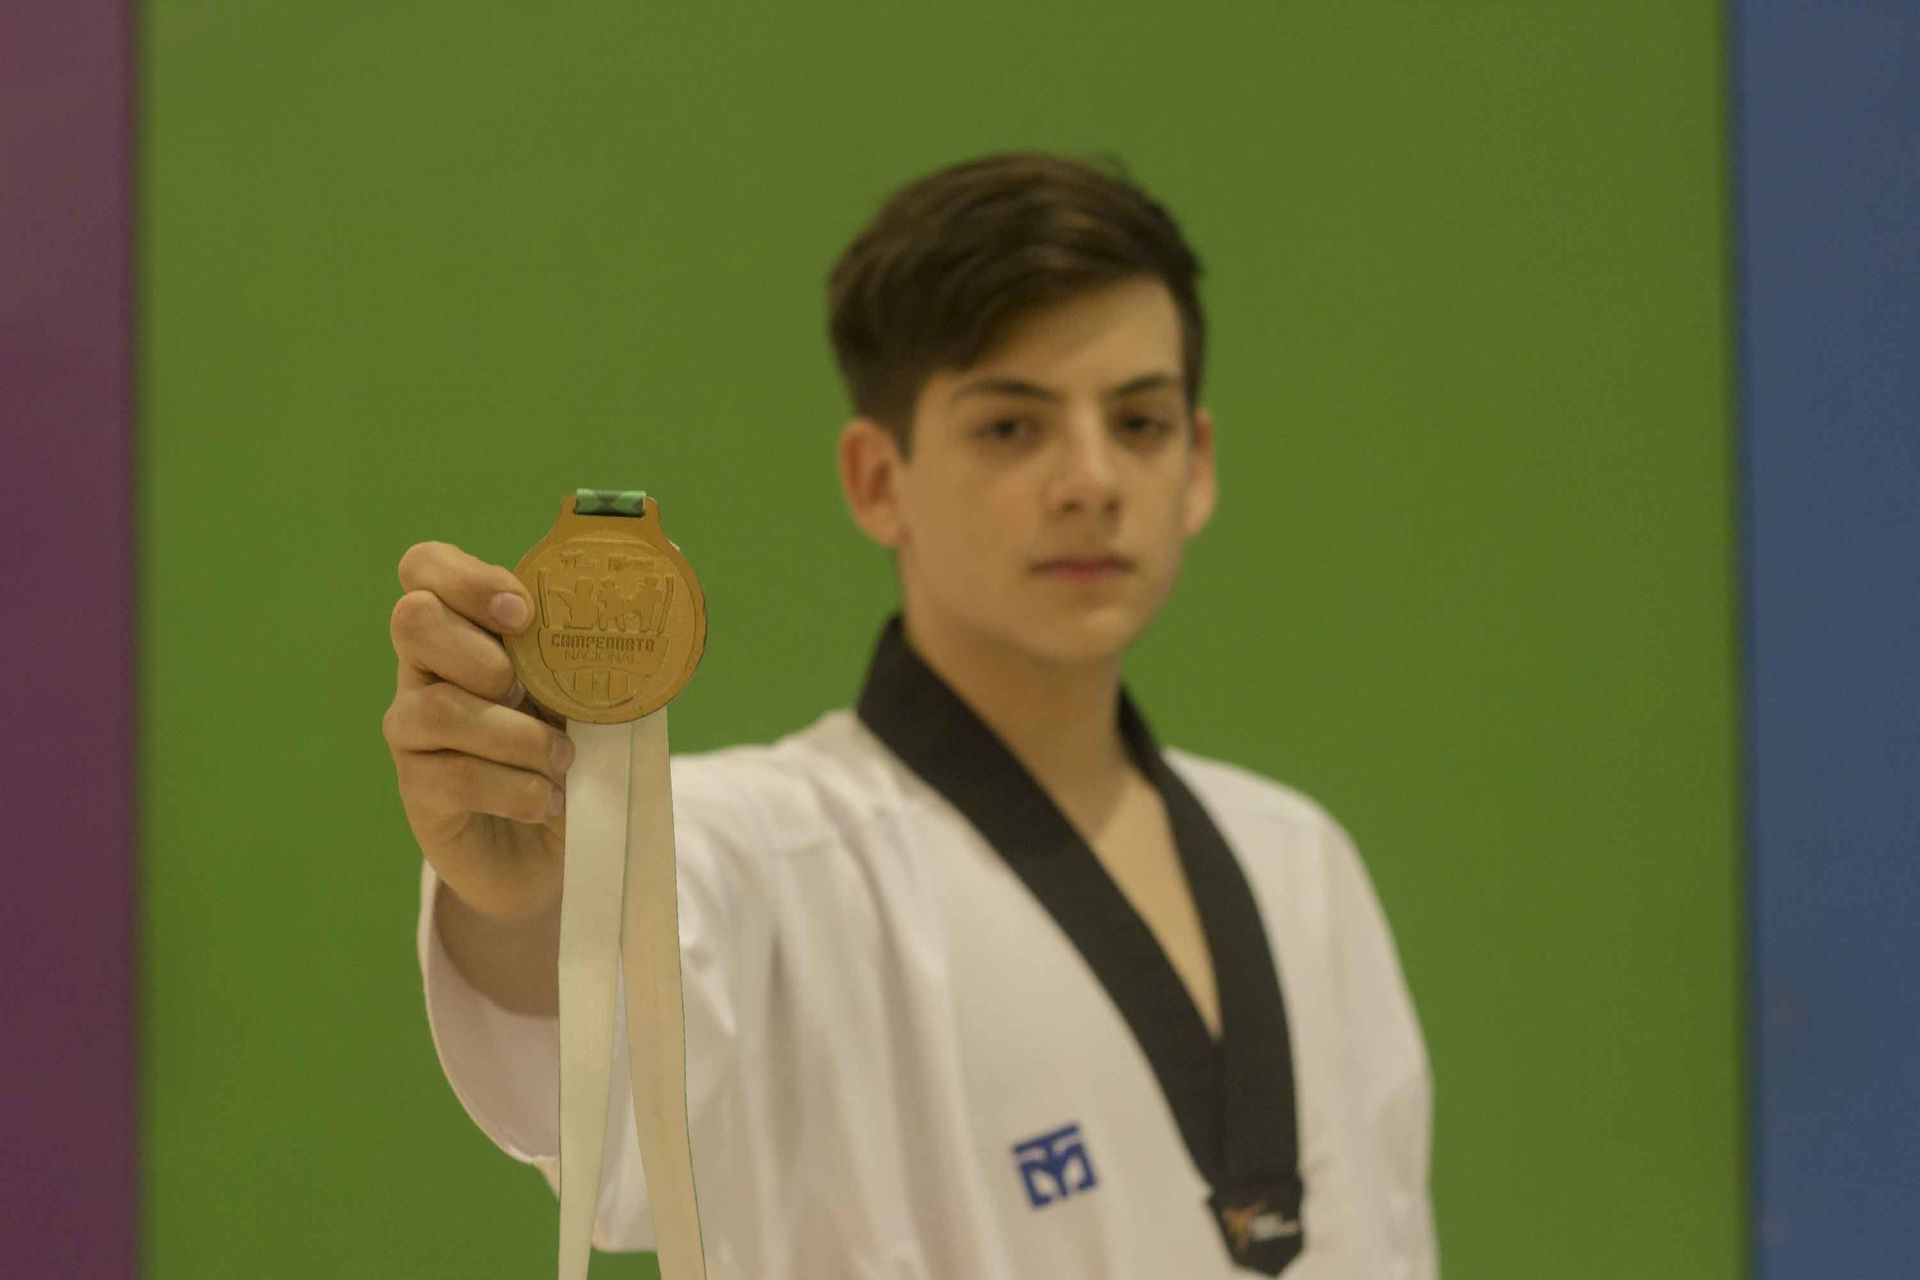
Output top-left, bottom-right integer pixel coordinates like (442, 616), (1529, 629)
(825, 150), (1206, 458)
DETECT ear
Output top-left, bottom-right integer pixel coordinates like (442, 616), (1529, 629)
(1182, 406), (1218, 539)
(838, 417), (910, 550)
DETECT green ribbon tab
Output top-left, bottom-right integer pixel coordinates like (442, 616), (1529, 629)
(575, 488), (648, 518)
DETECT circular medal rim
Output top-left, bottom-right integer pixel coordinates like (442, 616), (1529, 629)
(504, 495), (707, 725)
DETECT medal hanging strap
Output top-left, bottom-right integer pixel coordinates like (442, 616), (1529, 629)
(557, 712), (709, 1279)
(556, 718), (635, 1279)
(618, 708), (708, 1277)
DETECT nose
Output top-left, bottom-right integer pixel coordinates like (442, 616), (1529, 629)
(1046, 411), (1122, 516)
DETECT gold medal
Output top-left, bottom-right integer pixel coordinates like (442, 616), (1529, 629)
(504, 490), (707, 724)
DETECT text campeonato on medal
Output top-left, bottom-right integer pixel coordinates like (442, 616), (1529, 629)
(547, 632), (660, 655)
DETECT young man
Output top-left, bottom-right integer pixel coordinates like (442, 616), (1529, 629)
(384, 151), (1436, 1277)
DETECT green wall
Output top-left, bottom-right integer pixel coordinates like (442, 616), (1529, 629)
(142, 3), (1740, 1275)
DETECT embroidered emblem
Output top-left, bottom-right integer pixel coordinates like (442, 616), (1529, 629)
(1209, 1180), (1306, 1275)
(1221, 1199), (1300, 1252)
(1012, 1122), (1099, 1208)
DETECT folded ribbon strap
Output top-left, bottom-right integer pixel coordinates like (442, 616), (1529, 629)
(504, 490), (710, 1279)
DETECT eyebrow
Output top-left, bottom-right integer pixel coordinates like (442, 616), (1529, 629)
(949, 371), (1184, 405)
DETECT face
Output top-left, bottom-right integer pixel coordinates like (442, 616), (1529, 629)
(838, 276), (1217, 668)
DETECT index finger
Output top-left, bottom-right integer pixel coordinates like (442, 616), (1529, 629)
(396, 540), (534, 636)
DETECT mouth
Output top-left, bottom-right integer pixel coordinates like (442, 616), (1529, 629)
(1034, 555), (1134, 582)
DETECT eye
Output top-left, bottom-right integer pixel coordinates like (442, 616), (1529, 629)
(1121, 415), (1172, 437)
(977, 417), (1034, 442)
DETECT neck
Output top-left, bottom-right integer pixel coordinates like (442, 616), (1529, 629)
(900, 600), (1132, 807)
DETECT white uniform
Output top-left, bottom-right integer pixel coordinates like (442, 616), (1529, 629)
(416, 613), (1437, 1278)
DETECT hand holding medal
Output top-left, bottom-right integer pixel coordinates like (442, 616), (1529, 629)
(504, 489), (710, 1280)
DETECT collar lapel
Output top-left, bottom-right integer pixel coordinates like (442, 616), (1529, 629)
(854, 612), (1306, 1273)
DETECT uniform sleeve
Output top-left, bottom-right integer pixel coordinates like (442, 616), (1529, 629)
(1318, 816), (1440, 1279)
(415, 758), (779, 1254)
(417, 857), (563, 1168)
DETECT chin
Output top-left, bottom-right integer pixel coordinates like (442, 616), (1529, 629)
(912, 564), (1170, 667)
(998, 596), (1149, 666)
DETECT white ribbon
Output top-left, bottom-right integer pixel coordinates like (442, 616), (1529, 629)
(556, 710), (708, 1279)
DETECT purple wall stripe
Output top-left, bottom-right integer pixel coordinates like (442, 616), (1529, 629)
(0, 1), (138, 1275)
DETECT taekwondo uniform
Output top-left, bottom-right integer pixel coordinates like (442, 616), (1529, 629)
(417, 612), (1437, 1277)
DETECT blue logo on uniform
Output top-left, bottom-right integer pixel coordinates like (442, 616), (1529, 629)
(1012, 1122), (1098, 1208)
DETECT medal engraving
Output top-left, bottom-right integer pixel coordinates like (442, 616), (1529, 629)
(505, 493), (706, 723)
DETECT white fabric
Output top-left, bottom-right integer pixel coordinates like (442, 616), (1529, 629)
(554, 711), (708, 1280)
(555, 717), (637, 1280)
(417, 707), (1438, 1278)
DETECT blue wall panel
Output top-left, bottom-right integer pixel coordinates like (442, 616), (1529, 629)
(1734, 5), (1920, 1276)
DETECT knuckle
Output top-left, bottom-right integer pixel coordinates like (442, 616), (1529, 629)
(418, 681), (462, 733)
(389, 589), (438, 646)
(399, 539), (452, 579)
(396, 541), (434, 585)
(389, 691), (434, 743)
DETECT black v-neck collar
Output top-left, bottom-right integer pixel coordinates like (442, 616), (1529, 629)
(853, 612), (1306, 1274)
